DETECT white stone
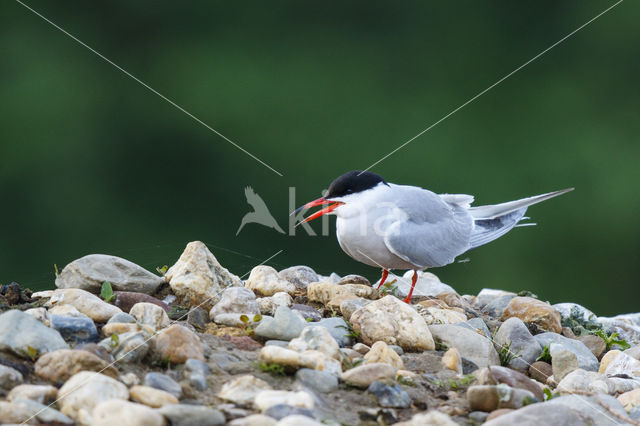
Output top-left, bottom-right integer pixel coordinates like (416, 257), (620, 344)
(209, 287), (260, 319)
(245, 265), (296, 296)
(92, 399), (164, 426)
(7, 384), (57, 405)
(363, 341), (404, 370)
(254, 390), (314, 411)
(418, 306), (467, 325)
(289, 326), (341, 359)
(257, 292), (293, 315)
(218, 375), (273, 406)
(229, 414), (277, 426)
(259, 346), (342, 376)
(24, 307), (51, 325)
(48, 288), (122, 322)
(58, 371), (129, 420)
(277, 415), (324, 426)
(381, 270), (457, 298)
(395, 410), (458, 426)
(129, 302), (170, 330)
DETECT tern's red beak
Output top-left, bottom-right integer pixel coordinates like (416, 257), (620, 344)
(293, 197), (344, 226)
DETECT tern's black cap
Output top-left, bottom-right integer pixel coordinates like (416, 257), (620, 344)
(325, 170), (388, 198)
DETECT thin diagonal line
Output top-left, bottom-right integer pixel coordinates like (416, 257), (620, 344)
(14, 0), (283, 177)
(21, 249), (283, 425)
(360, 0), (623, 175)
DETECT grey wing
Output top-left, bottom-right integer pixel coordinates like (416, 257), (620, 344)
(383, 187), (474, 268)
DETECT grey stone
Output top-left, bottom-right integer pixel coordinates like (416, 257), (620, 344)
(476, 289), (517, 307)
(367, 381), (411, 408)
(553, 302), (601, 333)
(254, 306), (307, 341)
(493, 317), (542, 372)
(290, 304), (322, 322)
(483, 394), (632, 426)
(158, 404), (225, 426)
(263, 404), (314, 420)
(456, 317), (491, 339)
(209, 287), (260, 319)
(629, 405), (640, 421)
(317, 317), (353, 347)
(0, 364), (23, 391)
(143, 372), (182, 399)
(552, 350), (579, 382)
(295, 368), (339, 393)
(55, 254), (164, 294)
(535, 332), (599, 371)
(339, 298), (372, 322)
(187, 307), (209, 331)
(429, 324), (500, 368)
(0, 310), (68, 359)
(185, 358), (210, 376)
(389, 345), (404, 355)
(50, 314), (99, 344)
(11, 398), (73, 424)
(336, 274), (371, 286)
(101, 331), (149, 363)
(279, 266), (319, 289)
(107, 312), (136, 324)
(189, 373), (207, 391)
(467, 384), (537, 412)
(468, 411), (490, 423)
(265, 340), (290, 348)
(382, 270), (456, 298)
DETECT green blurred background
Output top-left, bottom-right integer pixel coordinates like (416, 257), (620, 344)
(1, 1), (638, 316)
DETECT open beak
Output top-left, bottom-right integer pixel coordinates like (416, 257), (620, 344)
(292, 197), (344, 226)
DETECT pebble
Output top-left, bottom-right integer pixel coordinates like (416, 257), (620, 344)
(535, 332), (599, 371)
(257, 292), (293, 315)
(0, 363), (23, 390)
(55, 254), (164, 294)
(23, 306), (50, 325)
(429, 324), (500, 368)
(143, 372), (182, 399)
(339, 298), (372, 322)
(278, 265), (319, 289)
(7, 384), (57, 404)
(555, 369), (611, 394)
(485, 408), (514, 422)
(307, 281), (375, 305)
(35, 348), (118, 384)
(291, 304), (322, 322)
(395, 410), (457, 426)
(501, 296), (562, 333)
(106, 331), (150, 363)
(157, 404), (226, 426)
(441, 347), (462, 374)
(154, 324), (205, 363)
(276, 415), (323, 426)
(77, 342), (114, 363)
(130, 302), (170, 329)
(295, 368), (339, 393)
(114, 291), (169, 313)
(289, 325), (341, 359)
(353, 343), (371, 355)
(552, 349), (579, 382)
(467, 384), (537, 411)
(92, 399), (164, 426)
(553, 302), (601, 331)
(367, 381), (411, 408)
(218, 375), (273, 406)
(317, 317), (354, 346)
(529, 361), (552, 383)
(0, 309), (68, 359)
(246, 265), (296, 296)
(603, 351), (640, 376)
(50, 314), (99, 343)
(58, 371), (129, 420)
(364, 341), (404, 370)
(618, 388), (640, 410)
(351, 295), (435, 351)
(229, 414), (277, 426)
(381, 270), (456, 298)
(477, 366), (544, 400)
(254, 306), (308, 341)
(48, 288), (122, 322)
(209, 287), (260, 319)
(254, 390), (315, 411)
(418, 306), (467, 325)
(130, 385), (179, 407)
(259, 345), (342, 376)
(165, 241), (243, 309)
(107, 312), (137, 324)
(187, 306), (210, 330)
(577, 334), (607, 358)
(599, 350), (621, 373)
(185, 358), (210, 376)
(1, 398), (73, 424)
(264, 404), (315, 420)
(189, 372), (208, 391)
(340, 363), (396, 388)
(492, 317), (542, 372)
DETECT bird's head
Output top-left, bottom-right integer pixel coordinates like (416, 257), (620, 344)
(293, 170), (388, 225)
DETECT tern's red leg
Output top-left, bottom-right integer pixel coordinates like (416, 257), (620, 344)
(402, 270), (418, 304)
(376, 269), (389, 290)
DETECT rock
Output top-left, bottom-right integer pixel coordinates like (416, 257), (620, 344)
(0, 310), (68, 359)
(501, 297), (562, 333)
(92, 399), (164, 426)
(157, 404), (226, 426)
(58, 371), (129, 420)
(290, 304), (322, 322)
(24, 307), (50, 325)
(485, 409), (514, 422)
(395, 410), (458, 426)
(49, 304), (86, 317)
(0, 363), (23, 390)
(441, 347), (462, 374)
(429, 324), (500, 368)
(576, 335), (606, 358)
(187, 307), (209, 330)
(553, 350), (579, 382)
(476, 289), (517, 307)
(457, 317), (492, 339)
(556, 369), (611, 394)
(48, 288), (122, 322)
(340, 363), (396, 388)
(529, 361), (553, 383)
(599, 315), (640, 346)
(603, 351), (640, 377)
(263, 405), (314, 420)
(0, 400), (35, 424)
(254, 306), (308, 341)
(381, 270), (456, 298)
(108, 312), (137, 324)
(35, 348), (118, 383)
(209, 287), (260, 319)
(185, 358), (210, 376)
(307, 281), (375, 305)
(417, 306), (467, 325)
(483, 394), (632, 425)
(276, 414), (323, 426)
(337, 274), (371, 286)
(218, 375), (273, 406)
(143, 372), (182, 399)
(367, 381), (411, 408)
(618, 388), (640, 410)
(353, 343), (371, 355)
(246, 265), (296, 296)
(535, 332), (599, 371)
(259, 345), (342, 376)
(130, 385), (179, 407)
(49, 314), (99, 343)
(104, 331), (150, 363)
(364, 341), (404, 370)
(316, 317), (354, 346)
(129, 302), (170, 329)
(7, 384), (57, 404)
(477, 366), (544, 400)
(492, 317), (542, 372)
(467, 384), (537, 411)
(102, 322), (143, 335)
(229, 414), (277, 426)
(154, 324), (204, 363)
(351, 295), (435, 351)
(165, 241), (243, 309)
(55, 254), (164, 294)
(113, 291), (169, 313)
(254, 390), (314, 411)
(257, 292), (293, 316)
(289, 326), (341, 359)
(553, 302), (601, 333)
(0, 398), (73, 424)
(77, 342), (114, 363)
(278, 265), (319, 289)
(339, 298), (372, 322)
(599, 350), (622, 373)
(295, 368), (339, 393)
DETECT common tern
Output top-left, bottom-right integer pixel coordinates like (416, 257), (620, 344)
(295, 170), (573, 303)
